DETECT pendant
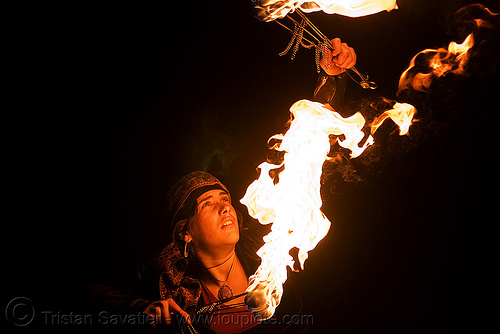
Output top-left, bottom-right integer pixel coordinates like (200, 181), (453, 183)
(218, 283), (233, 300)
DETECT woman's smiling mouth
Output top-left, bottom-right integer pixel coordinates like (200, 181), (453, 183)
(221, 218), (236, 228)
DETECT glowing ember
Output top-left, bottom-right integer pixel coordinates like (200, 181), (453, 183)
(241, 99), (415, 319)
(398, 33), (474, 93)
(253, 0), (398, 22)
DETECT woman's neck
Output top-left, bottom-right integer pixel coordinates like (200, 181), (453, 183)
(196, 247), (236, 283)
(196, 246), (235, 267)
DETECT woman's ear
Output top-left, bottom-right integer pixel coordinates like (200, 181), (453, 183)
(183, 231), (193, 243)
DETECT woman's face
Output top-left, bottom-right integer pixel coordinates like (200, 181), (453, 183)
(186, 189), (239, 253)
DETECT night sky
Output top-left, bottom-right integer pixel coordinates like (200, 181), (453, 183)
(5, 0), (497, 332)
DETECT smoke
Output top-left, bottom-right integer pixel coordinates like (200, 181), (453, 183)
(397, 3), (499, 136)
(449, 3), (499, 76)
(398, 4), (498, 95)
(319, 97), (418, 189)
(318, 3), (499, 192)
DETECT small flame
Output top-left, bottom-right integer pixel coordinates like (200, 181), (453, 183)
(254, 0), (398, 22)
(398, 33), (474, 93)
(371, 102), (417, 136)
(241, 99), (415, 319)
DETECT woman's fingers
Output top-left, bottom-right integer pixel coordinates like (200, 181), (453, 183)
(145, 298), (190, 327)
(320, 38), (357, 75)
(331, 38), (342, 57)
(334, 44), (356, 69)
(157, 300), (171, 325)
(334, 43), (348, 65)
(168, 299), (192, 325)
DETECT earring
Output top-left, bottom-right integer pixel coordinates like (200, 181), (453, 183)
(184, 241), (189, 258)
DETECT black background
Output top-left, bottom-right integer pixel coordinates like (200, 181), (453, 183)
(5, 0), (498, 332)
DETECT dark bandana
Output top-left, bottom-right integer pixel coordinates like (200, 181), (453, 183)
(166, 171), (230, 231)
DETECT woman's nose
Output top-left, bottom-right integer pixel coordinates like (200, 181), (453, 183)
(219, 202), (231, 215)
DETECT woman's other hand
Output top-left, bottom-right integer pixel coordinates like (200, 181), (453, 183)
(144, 298), (191, 327)
(320, 38), (357, 76)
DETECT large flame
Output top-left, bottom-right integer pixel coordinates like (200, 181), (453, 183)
(253, 0), (398, 22)
(398, 33), (475, 93)
(241, 99), (415, 319)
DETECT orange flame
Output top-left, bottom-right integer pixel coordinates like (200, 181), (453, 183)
(254, 0), (398, 21)
(241, 99), (415, 319)
(371, 102), (417, 136)
(398, 33), (474, 93)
